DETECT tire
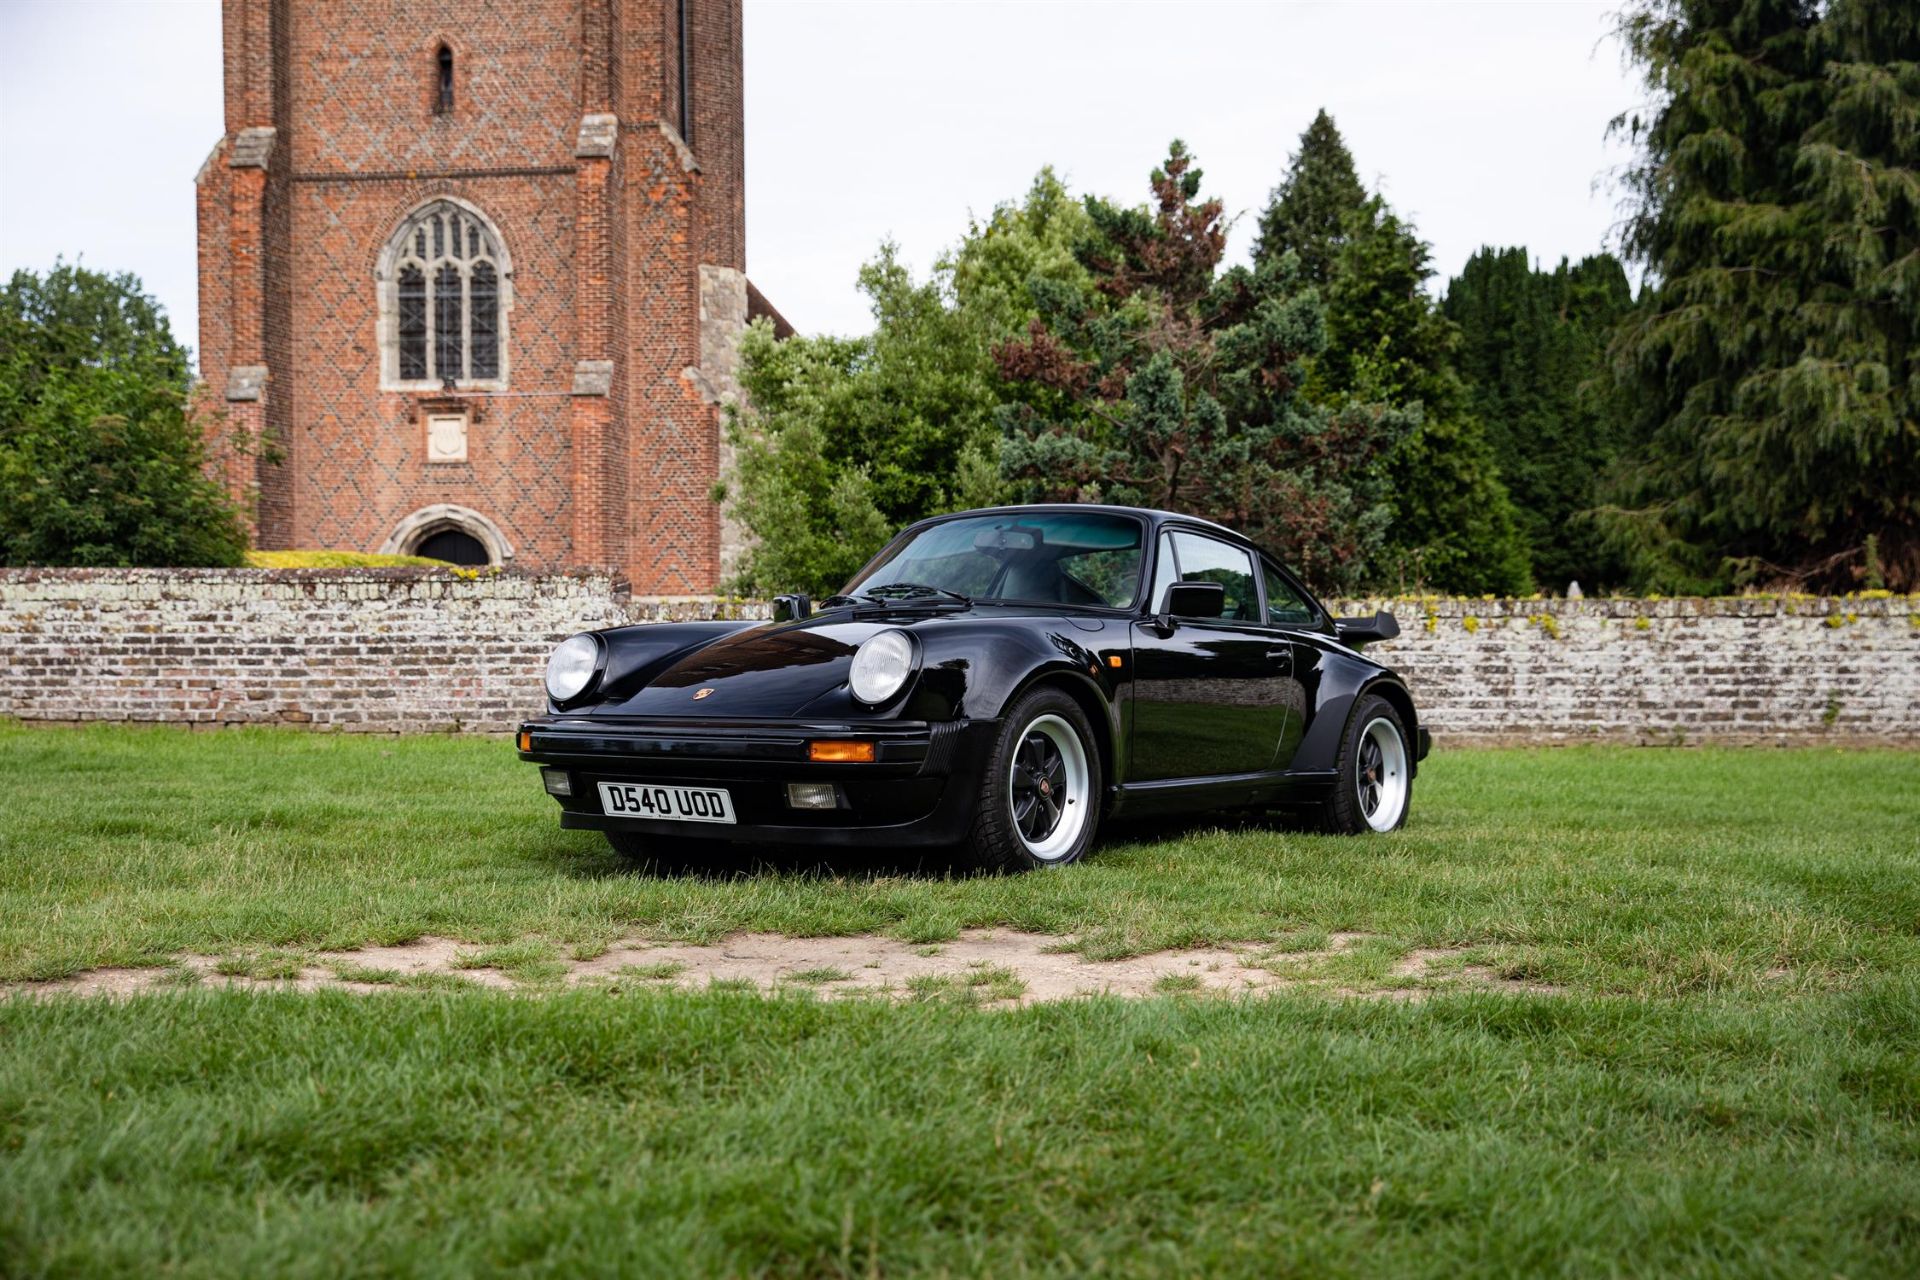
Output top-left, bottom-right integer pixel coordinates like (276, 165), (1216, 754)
(965, 687), (1103, 873)
(604, 831), (758, 878)
(1318, 694), (1414, 835)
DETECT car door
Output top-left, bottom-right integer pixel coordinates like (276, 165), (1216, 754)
(1128, 529), (1293, 781)
(1259, 555), (1320, 771)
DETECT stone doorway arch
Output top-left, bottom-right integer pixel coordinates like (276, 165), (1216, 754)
(381, 504), (514, 566)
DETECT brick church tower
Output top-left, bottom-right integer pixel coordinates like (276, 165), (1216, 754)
(195, 0), (778, 589)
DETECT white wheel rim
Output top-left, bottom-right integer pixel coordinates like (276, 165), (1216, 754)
(1007, 714), (1090, 861)
(1357, 717), (1409, 832)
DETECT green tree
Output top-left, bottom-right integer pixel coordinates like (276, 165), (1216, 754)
(948, 167), (1095, 337)
(1317, 198), (1532, 594)
(0, 264), (248, 567)
(1251, 109), (1369, 288)
(995, 142), (1412, 592)
(1254, 113), (1532, 594)
(723, 176), (1103, 598)
(721, 246), (1007, 597)
(1605, 0), (1920, 591)
(1444, 248), (1635, 588)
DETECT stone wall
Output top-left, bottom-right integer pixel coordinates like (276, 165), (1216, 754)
(0, 568), (764, 733)
(1347, 594), (1919, 746)
(1, 569), (1914, 743)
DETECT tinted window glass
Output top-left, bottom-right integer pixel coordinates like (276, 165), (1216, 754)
(1262, 558), (1315, 625)
(1148, 532), (1179, 613)
(1169, 531), (1258, 621)
(847, 512), (1144, 608)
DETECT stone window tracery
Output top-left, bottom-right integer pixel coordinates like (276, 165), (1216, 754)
(378, 199), (509, 390)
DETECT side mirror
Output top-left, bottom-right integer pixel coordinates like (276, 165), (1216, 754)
(771, 593), (812, 623)
(1334, 609), (1400, 647)
(1163, 581), (1226, 621)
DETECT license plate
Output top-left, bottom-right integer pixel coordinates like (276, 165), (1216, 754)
(597, 782), (737, 825)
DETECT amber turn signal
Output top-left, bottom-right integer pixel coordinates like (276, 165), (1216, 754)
(516, 730), (532, 753)
(1107, 654), (1124, 668)
(807, 739), (876, 763)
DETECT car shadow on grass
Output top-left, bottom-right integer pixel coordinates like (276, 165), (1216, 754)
(531, 807), (1318, 883)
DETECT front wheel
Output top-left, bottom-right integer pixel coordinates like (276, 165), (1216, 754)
(1319, 694), (1414, 835)
(965, 688), (1103, 872)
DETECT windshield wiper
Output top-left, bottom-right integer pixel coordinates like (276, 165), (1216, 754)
(856, 581), (972, 606)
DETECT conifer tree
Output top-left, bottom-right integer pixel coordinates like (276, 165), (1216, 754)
(1252, 111), (1532, 593)
(1252, 109), (1369, 286)
(1308, 194), (1533, 594)
(1445, 248), (1634, 588)
(1606, 0), (1920, 591)
(996, 142), (1412, 591)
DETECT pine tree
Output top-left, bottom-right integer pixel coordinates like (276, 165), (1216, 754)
(1606, 0), (1920, 591)
(1445, 248), (1634, 588)
(1311, 197), (1534, 594)
(996, 142), (1413, 592)
(1252, 109), (1368, 287)
(1252, 112), (1532, 593)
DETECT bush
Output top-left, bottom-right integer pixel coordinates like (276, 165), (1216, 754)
(244, 550), (451, 569)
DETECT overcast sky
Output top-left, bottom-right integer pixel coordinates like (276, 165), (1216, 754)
(1, 1), (1644, 355)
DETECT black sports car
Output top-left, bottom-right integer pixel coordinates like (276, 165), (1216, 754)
(517, 505), (1429, 871)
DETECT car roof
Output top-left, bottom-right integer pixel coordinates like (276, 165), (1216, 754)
(906, 503), (1248, 546)
(885, 502), (1331, 627)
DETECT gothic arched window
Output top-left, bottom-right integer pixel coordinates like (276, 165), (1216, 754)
(378, 199), (510, 390)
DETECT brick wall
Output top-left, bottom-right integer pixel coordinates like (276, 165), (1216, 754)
(195, 0), (746, 592)
(1, 572), (1914, 742)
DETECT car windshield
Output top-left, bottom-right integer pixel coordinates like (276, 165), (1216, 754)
(844, 512), (1145, 609)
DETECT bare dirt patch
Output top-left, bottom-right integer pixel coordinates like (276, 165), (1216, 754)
(4, 930), (1564, 1003)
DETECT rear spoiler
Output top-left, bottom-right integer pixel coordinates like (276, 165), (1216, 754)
(1333, 610), (1400, 648)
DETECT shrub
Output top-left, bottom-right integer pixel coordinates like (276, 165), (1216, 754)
(244, 550), (450, 569)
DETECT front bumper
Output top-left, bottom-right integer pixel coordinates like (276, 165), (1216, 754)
(517, 716), (998, 848)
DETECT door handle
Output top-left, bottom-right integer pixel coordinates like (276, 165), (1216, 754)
(1265, 648), (1290, 664)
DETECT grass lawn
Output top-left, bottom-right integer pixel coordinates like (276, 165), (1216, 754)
(2, 724), (1919, 1275)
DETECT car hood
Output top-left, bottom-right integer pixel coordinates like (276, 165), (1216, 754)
(592, 614), (907, 719)
(585, 603), (1115, 720)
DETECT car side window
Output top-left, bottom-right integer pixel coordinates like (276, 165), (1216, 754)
(1168, 531), (1258, 621)
(1261, 558), (1316, 626)
(1061, 545), (1143, 608)
(1148, 532), (1180, 613)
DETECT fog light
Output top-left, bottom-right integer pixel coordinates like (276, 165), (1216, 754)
(807, 739), (876, 763)
(786, 782), (841, 810)
(541, 769), (573, 797)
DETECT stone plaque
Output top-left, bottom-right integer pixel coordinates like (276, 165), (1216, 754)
(426, 412), (468, 464)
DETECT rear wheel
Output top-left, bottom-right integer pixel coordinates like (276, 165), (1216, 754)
(1318, 694), (1413, 835)
(965, 687), (1103, 872)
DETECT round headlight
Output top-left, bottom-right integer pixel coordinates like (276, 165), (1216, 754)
(848, 629), (916, 704)
(544, 633), (601, 704)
